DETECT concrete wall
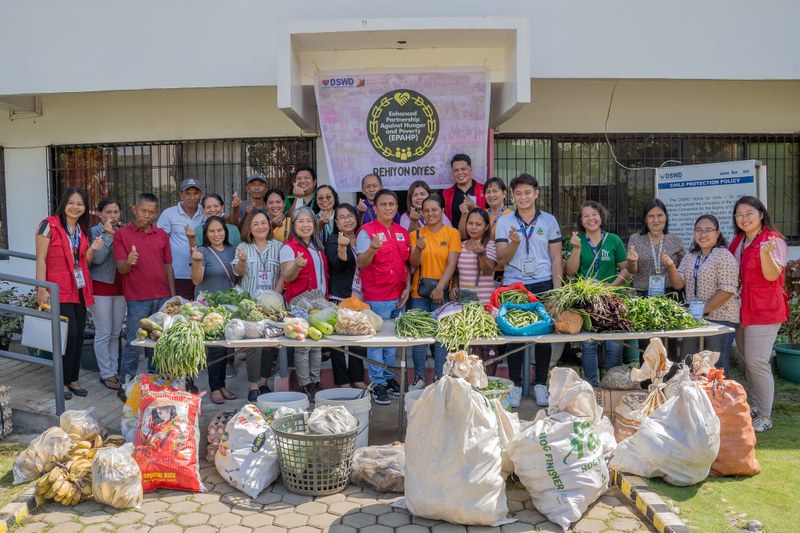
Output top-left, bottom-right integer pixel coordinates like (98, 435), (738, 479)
(1, 1), (798, 96)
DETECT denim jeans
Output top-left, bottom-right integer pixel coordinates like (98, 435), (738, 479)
(681, 320), (738, 378)
(121, 298), (168, 383)
(365, 299), (402, 386)
(580, 340), (624, 387)
(410, 297), (448, 379)
(89, 294), (126, 380)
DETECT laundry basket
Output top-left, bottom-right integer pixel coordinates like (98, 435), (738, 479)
(271, 413), (359, 495)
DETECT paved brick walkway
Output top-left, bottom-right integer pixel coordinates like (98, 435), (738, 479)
(14, 464), (654, 533)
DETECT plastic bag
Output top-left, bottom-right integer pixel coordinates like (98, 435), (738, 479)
(609, 382), (720, 486)
(334, 308), (376, 336)
(60, 410), (104, 441)
(351, 444), (405, 493)
(121, 373), (186, 442)
(215, 404), (281, 498)
(496, 302), (554, 336)
(397, 375), (514, 526)
(159, 296), (190, 315)
(224, 319), (246, 341)
(133, 375), (204, 492)
(308, 405), (358, 435)
(630, 338), (671, 383)
(13, 427), (73, 484)
(489, 282), (538, 310)
(92, 443), (143, 509)
(700, 370), (760, 477)
(598, 366), (642, 390)
(442, 350), (488, 388)
(508, 368), (614, 532)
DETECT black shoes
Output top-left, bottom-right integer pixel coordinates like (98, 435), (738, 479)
(373, 384), (390, 405)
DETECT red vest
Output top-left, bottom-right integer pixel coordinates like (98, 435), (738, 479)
(359, 220), (410, 301)
(283, 237), (328, 304)
(443, 180), (486, 222)
(729, 229), (789, 327)
(43, 216), (94, 306)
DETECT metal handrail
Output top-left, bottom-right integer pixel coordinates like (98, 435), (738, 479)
(0, 249), (65, 414)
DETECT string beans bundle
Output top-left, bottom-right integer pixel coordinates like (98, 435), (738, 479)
(395, 309), (437, 338)
(498, 289), (531, 305)
(504, 308), (542, 328)
(153, 320), (207, 378)
(436, 301), (499, 352)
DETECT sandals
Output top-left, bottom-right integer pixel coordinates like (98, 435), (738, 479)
(210, 391), (225, 404)
(221, 389), (237, 400)
(100, 377), (121, 390)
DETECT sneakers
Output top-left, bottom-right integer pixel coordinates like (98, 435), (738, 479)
(752, 416), (772, 433)
(226, 363), (238, 379)
(534, 384), (550, 407)
(750, 407), (758, 419)
(247, 389), (260, 402)
(409, 375), (426, 391)
(300, 383), (317, 402)
(509, 386), (522, 408)
(386, 378), (401, 394)
(373, 384), (391, 405)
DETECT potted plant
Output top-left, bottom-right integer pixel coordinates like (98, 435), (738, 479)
(0, 284), (22, 351)
(775, 259), (800, 383)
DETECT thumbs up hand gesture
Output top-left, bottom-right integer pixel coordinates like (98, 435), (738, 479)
(128, 245), (139, 266)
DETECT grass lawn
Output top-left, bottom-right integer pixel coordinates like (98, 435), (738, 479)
(0, 443), (32, 509)
(645, 357), (800, 533)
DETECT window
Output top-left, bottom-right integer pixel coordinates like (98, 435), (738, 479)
(48, 138), (316, 223)
(494, 134), (800, 244)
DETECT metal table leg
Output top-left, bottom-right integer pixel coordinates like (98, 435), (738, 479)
(397, 347), (407, 441)
(522, 345), (532, 397)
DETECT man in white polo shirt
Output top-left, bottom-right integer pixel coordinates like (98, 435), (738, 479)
(157, 178), (206, 301)
(495, 173), (563, 407)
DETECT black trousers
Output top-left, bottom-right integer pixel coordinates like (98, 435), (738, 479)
(506, 280), (553, 387)
(61, 299), (87, 385)
(330, 346), (366, 386)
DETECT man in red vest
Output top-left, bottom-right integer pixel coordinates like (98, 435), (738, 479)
(356, 189), (411, 405)
(442, 153), (486, 237)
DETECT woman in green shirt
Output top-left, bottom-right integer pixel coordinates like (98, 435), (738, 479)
(565, 200), (629, 386)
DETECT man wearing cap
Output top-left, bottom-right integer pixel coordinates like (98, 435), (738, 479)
(230, 172), (268, 228)
(157, 178), (206, 300)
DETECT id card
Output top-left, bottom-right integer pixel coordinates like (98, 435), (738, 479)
(74, 268), (86, 289)
(648, 275), (666, 297)
(689, 300), (705, 319)
(352, 272), (363, 292)
(258, 271), (273, 289)
(521, 258), (536, 277)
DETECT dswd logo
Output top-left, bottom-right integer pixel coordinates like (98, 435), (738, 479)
(321, 77), (364, 88)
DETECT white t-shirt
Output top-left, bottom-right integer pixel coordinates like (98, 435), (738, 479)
(495, 209), (562, 285)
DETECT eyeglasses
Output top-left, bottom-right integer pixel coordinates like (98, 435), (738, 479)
(336, 214), (356, 221)
(694, 228), (718, 235)
(734, 211), (760, 220)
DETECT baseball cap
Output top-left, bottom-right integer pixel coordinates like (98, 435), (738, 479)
(179, 178), (203, 192)
(247, 173), (268, 184)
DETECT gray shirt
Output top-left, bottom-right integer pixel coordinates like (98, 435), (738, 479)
(88, 223), (118, 284)
(194, 245), (236, 297)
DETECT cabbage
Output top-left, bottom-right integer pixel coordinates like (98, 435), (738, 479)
(255, 290), (285, 312)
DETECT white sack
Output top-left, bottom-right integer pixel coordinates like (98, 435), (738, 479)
(215, 404), (283, 498)
(609, 382), (720, 486)
(396, 375), (513, 526)
(508, 368), (614, 531)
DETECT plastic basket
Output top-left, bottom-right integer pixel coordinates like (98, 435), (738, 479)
(479, 377), (514, 411)
(271, 413), (359, 495)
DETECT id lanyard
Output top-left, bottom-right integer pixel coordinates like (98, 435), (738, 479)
(693, 252), (711, 298)
(584, 232), (607, 277)
(649, 234), (663, 274)
(489, 207), (509, 232)
(65, 224), (81, 266)
(516, 210), (541, 257)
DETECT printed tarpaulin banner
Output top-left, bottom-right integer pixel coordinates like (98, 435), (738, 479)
(315, 69), (490, 192)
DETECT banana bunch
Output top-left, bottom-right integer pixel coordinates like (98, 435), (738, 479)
(66, 433), (104, 460)
(93, 476), (143, 509)
(34, 457), (93, 506)
(103, 434), (127, 447)
(13, 427), (73, 483)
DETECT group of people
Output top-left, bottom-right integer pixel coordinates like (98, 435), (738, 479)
(35, 154), (789, 432)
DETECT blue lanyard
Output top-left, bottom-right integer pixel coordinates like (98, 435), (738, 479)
(489, 207), (508, 231)
(584, 232), (606, 276)
(515, 210), (541, 256)
(65, 224), (81, 266)
(693, 251), (711, 297)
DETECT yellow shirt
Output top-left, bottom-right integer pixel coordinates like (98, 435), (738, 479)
(272, 216), (290, 243)
(409, 225), (461, 298)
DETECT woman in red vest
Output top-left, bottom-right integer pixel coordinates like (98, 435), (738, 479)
(34, 187), (96, 400)
(729, 196), (789, 433)
(281, 206), (329, 400)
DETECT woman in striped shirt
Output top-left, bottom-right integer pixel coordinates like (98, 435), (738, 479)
(451, 207), (498, 304)
(232, 208), (283, 401)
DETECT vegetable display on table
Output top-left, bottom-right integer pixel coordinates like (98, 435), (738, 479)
(624, 296), (702, 332)
(152, 320), (207, 378)
(395, 309), (438, 338)
(503, 308), (542, 329)
(541, 278), (631, 332)
(436, 301), (499, 352)
(201, 306), (232, 340)
(497, 289), (533, 305)
(204, 288), (252, 307)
